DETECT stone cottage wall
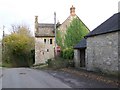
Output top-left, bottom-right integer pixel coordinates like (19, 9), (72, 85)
(118, 31), (120, 72)
(74, 49), (80, 68)
(35, 37), (55, 64)
(86, 32), (119, 74)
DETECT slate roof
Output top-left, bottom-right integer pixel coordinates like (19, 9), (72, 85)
(74, 13), (120, 49)
(35, 23), (61, 37)
(74, 38), (86, 49)
(38, 23), (54, 28)
(86, 12), (120, 37)
(35, 23), (55, 37)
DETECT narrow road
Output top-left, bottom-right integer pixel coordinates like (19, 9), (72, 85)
(2, 68), (70, 88)
(43, 69), (118, 88)
(1, 68), (118, 89)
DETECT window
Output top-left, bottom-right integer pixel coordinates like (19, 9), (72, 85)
(50, 39), (52, 44)
(44, 39), (46, 44)
(47, 49), (49, 52)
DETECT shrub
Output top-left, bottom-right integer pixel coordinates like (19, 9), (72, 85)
(2, 25), (35, 67)
(46, 58), (74, 69)
(61, 48), (74, 59)
(46, 59), (52, 67)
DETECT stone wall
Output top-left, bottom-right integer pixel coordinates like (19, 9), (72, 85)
(118, 31), (120, 72)
(35, 37), (55, 64)
(74, 49), (80, 68)
(86, 32), (119, 74)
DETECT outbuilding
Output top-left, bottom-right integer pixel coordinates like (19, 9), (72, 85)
(74, 12), (120, 75)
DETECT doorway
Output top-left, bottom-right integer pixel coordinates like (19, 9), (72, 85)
(80, 49), (85, 67)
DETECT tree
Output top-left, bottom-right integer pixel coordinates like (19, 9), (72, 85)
(10, 24), (31, 35)
(56, 29), (64, 49)
(64, 18), (89, 48)
(2, 25), (34, 67)
(56, 17), (89, 59)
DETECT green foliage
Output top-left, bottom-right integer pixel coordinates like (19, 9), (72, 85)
(56, 29), (64, 49)
(56, 17), (89, 60)
(46, 58), (74, 69)
(45, 59), (52, 66)
(2, 25), (35, 67)
(61, 48), (74, 59)
(64, 18), (89, 48)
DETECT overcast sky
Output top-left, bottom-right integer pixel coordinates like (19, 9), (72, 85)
(0, 0), (119, 39)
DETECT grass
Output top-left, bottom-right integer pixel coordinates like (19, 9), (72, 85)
(1, 63), (13, 68)
(32, 63), (48, 69)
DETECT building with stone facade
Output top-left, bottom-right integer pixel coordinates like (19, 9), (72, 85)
(74, 13), (120, 75)
(57, 5), (77, 46)
(35, 5), (89, 64)
(35, 6), (76, 64)
(57, 5), (89, 46)
(57, 5), (77, 37)
(35, 15), (55, 64)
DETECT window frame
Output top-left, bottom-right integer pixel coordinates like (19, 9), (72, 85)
(50, 39), (52, 44)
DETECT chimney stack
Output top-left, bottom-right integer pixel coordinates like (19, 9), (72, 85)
(70, 5), (75, 16)
(35, 16), (38, 32)
(35, 16), (38, 23)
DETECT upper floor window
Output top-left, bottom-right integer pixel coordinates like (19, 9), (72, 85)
(50, 39), (52, 44)
(44, 39), (46, 44)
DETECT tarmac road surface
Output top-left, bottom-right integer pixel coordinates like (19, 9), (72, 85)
(2, 68), (70, 88)
(1, 68), (118, 89)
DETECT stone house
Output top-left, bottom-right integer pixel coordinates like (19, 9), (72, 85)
(57, 5), (77, 45)
(57, 5), (89, 46)
(35, 16), (55, 64)
(34, 5), (75, 64)
(74, 13), (120, 75)
(57, 5), (76, 36)
(35, 5), (89, 64)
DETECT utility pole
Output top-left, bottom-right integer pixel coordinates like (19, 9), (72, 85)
(54, 12), (57, 58)
(2, 25), (5, 61)
(3, 26), (5, 37)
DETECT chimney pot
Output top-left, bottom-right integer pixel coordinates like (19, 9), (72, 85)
(35, 16), (38, 23)
(35, 16), (38, 33)
(70, 5), (75, 16)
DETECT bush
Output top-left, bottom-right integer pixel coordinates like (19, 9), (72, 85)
(61, 48), (74, 59)
(46, 59), (52, 67)
(2, 25), (35, 67)
(46, 58), (74, 69)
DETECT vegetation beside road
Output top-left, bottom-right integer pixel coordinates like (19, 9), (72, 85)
(2, 24), (35, 67)
(33, 57), (74, 70)
(46, 57), (74, 69)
